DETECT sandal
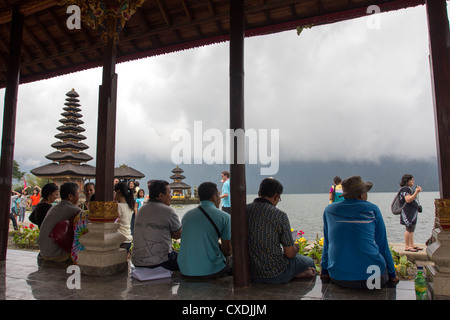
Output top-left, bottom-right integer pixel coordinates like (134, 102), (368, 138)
(405, 248), (418, 252)
(414, 247), (423, 251)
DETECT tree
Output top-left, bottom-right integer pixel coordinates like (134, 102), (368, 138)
(0, 158), (26, 180)
(12, 160), (26, 180)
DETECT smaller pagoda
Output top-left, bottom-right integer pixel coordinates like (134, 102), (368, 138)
(168, 166), (199, 204)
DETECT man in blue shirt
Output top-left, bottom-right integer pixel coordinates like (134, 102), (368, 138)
(321, 176), (399, 288)
(178, 182), (232, 278)
(220, 171), (231, 214)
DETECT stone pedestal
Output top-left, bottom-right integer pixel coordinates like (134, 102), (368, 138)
(77, 201), (128, 276)
(426, 199), (450, 299)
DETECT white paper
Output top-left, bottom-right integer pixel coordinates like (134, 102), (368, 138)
(130, 266), (173, 281)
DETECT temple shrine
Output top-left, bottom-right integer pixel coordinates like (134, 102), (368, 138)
(168, 166), (199, 204)
(30, 89), (96, 189)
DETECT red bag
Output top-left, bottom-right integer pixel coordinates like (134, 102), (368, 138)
(48, 220), (74, 253)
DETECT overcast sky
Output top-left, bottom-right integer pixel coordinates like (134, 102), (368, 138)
(0, 5), (440, 182)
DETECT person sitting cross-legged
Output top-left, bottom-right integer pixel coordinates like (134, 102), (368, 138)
(132, 180), (182, 271)
(38, 182), (82, 263)
(320, 176), (399, 288)
(178, 182), (232, 278)
(247, 178), (316, 284)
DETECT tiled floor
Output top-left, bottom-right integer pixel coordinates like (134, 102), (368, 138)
(1, 249), (416, 301)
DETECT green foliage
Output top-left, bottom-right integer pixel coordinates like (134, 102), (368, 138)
(12, 224), (39, 249)
(296, 24), (313, 36)
(296, 232), (323, 272)
(12, 160), (26, 180)
(13, 173), (48, 191)
(390, 246), (413, 277)
(172, 239), (180, 252)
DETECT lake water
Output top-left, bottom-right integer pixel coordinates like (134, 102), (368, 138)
(171, 191), (439, 244)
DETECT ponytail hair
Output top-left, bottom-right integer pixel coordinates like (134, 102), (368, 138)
(114, 182), (135, 211)
(400, 174), (414, 187)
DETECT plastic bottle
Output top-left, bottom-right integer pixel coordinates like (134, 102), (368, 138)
(415, 266), (427, 300)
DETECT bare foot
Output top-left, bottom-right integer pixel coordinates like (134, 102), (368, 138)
(294, 267), (316, 279)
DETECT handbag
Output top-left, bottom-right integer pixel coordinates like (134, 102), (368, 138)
(48, 219), (74, 253)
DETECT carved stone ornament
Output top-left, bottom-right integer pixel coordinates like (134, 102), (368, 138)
(58, 0), (145, 44)
(88, 200), (119, 223)
(435, 198), (450, 230)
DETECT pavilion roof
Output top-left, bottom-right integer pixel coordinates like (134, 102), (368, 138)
(30, 162), (96, 178)
(0, 0), (424, 89)
(114, 166), (145, 179)
(169, 181), (192, 190)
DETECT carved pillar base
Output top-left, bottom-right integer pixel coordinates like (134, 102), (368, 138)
(426, 199), (450, 299)
(77, 201), (128, 276)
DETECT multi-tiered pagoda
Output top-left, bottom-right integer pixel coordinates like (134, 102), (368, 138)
(31, 89), (96, 188)
(168, 166), (199, 204)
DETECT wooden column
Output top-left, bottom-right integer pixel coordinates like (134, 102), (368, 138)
(0, 6), (23, 261)
(229, 0), (251, 287)
(426, 0), (450, 199)
(95, 38), (117, 201)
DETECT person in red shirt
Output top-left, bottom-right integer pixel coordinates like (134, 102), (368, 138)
(30, 187), (41, 211)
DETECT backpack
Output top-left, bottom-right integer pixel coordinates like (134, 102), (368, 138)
(391, 189), (406, 215)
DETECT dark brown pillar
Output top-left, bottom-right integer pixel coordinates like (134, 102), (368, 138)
(95, 38), (117, 201)
(426, 0), (450, 199)
(0, 6), (23, 261)
(229, 0), (251, 287)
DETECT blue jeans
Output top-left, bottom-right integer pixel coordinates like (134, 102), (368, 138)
(18, 207), (26, 222)
(253, 254), (315, 284)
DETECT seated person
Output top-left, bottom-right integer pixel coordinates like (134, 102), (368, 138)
(81, 182), (95, 210)
(178, 182), (232, 278)
(247, 178), (316, 284)
(132, 180), (181, 271)
(114, 182), (134, 253)
(320, 176), (399, 288)
(29, 183), (59, 228)
(38, 182), (82, 263)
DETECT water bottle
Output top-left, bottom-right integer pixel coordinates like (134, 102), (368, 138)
(415, 266), (427, 300)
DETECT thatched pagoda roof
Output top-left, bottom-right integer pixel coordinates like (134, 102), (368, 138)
(169, 181), (192, 190)
(45, 150), (93, 162)
(51, 141), (89, 150)
(30, 162), (96, 178)
(171, 166), (184, 174)
(56, 125), (85, 133)
(114, 166), (145, 179)
(170, 174), (186, 180)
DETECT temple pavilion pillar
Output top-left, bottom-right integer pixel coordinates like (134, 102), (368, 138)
(425, 0), (450, 299)
(229, 0), (251, 288)
(0, 5), (23, 261)
(59, 0), (145, 275)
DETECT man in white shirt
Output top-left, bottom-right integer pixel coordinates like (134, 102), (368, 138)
(132, 180), (182, 271)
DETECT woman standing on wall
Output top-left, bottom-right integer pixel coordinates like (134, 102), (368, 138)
(399, 174), (423, 252)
